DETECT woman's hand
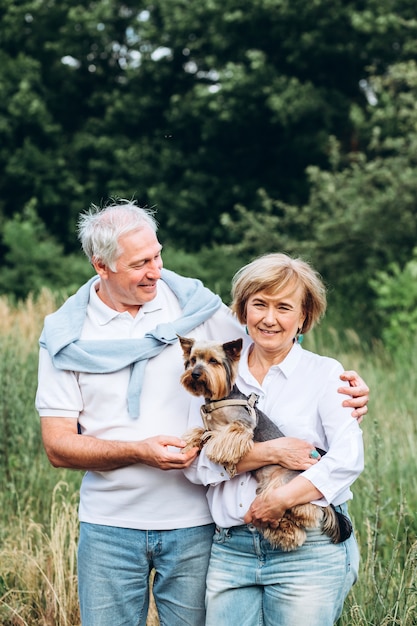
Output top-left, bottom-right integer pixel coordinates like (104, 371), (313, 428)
(244, 476), (323, 529)
(236, 437), (321, 473)
(244, 487), (288, 529)
(266, 438), (322, 470)
(339, 371), (370, 423)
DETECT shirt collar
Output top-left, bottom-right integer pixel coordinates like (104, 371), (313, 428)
(89, 278), (164, 326)
(277, 341), (303, 377)
(241, 340), (303, 380)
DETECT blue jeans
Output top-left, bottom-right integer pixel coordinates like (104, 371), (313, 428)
(206, 507), (359, 626)
(78, 521), (215, 626)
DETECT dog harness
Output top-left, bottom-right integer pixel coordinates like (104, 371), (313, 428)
(200, 392), (259, 430)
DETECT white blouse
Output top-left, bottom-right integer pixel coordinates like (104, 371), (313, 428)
(184, 342), (364, 528)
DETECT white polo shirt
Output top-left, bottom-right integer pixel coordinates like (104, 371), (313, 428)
(36, 278), (247, 530)
(184, 342), (364, 528)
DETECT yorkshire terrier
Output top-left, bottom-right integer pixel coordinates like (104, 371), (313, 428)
(178, 335), (352, 552)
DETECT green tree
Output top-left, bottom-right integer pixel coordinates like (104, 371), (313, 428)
(220, 59), (417, 337)
(0, 201), (93, 299)
(0, 0), (143, 246)
(2, 0), (417, 325)
(131, 0), (417, 249)
(2, 0), (417, 254)
(302, 60), (417, 334)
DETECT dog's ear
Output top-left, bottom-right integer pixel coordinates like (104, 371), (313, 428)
(222, 338), (243, 362)
(177, 335), (195, 358)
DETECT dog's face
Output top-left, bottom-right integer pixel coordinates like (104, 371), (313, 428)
(178, 336), (243, 400)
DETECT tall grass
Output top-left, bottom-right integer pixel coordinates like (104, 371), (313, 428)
(0, 483), (79, 626)
(306, 327), (417, 624)
(1, 292), (416, 625)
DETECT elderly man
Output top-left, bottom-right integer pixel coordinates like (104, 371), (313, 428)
(36, 200), (369, 626)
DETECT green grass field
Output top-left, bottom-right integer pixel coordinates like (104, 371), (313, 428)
(1, 292), (416, 625)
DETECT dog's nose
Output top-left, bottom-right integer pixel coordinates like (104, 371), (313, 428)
(191, 367), (202, 380)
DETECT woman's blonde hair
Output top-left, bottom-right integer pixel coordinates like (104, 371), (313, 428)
(231, 253), (327, 334)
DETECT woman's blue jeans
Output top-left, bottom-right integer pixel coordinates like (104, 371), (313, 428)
(78, 521), (215, 626)
(205, 508), (359, 626)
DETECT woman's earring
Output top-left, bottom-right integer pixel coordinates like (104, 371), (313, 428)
(295, 328), (303, 343)
(245, 325), (250, 335)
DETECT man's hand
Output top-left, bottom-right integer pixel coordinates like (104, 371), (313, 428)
(139, 436), (199, 470)
(40, 417), (199, 471)
(339, 371), (370, 423)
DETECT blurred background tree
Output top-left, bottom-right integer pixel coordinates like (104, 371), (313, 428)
(1, 0), (416, 345)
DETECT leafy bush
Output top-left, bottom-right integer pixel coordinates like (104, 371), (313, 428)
(0, 201), (94, 300)
(161, 244), (244, 304)
(370, 247), (417, 353)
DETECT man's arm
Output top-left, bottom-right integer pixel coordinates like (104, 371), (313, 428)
(40, 417), (198, 472)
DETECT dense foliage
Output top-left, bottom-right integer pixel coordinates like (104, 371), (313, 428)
(1, 0), (417, 342)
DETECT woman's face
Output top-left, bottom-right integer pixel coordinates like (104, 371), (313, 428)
(245, 283), (306, 360)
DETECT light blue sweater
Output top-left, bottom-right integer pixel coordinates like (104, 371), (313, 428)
(39, 269), (222, 418)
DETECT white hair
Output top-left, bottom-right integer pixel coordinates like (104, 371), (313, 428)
(77, 200), (158, 270)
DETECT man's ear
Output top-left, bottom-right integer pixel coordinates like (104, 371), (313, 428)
(92, 256), (109, 278)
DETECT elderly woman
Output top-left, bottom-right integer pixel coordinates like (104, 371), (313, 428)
(184, 253), (364, 626)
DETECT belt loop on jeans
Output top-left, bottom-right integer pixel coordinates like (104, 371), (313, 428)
(215, 526), (231, 539)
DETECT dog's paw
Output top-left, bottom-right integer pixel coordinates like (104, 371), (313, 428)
(181, 427), (206, 453)
(262, 518), (307, 552)
(204, 422), (254, 469)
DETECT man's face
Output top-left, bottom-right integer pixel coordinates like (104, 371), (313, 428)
(94, 226), (163, 314)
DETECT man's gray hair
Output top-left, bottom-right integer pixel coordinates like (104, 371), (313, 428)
(77, 200), (158, 270)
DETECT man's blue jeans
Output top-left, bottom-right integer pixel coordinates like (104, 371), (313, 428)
(205, 508), (359, 626)
(78, 521), (215, 626)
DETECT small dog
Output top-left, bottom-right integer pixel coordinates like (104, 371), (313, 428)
(178, 335), (352, 552)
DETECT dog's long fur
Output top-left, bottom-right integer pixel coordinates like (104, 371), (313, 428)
(178, 335), (351, 552)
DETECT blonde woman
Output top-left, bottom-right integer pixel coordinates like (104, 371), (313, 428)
(185, 253), (364, 626)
